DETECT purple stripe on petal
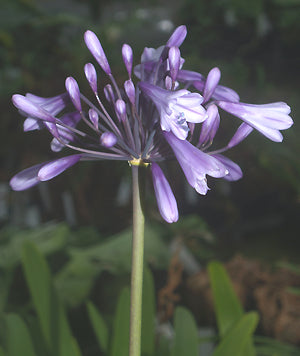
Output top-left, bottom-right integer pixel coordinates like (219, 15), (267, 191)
(100, 132), (117, 148)
(65, 77), (82, 112)
(104, 84), (115, 103)
(212, 85), (240, 103)
(166, 25), (187, 47)
(199, 104), (220, 145)
(152, 163), (178, 223)
(84, 30), (111, 75)
(212, 154), (243, 181)
(115, 99), (127, 122)
(164, 132), (228, 195)
(25, 93), (69, 116)
(227, 122), (253, 148)
(177, 69), (205, 83)
(23, 117), (43, 131)
(122, 44), (133, 77)
(10, 163), (45, 191)
(88, 109), (99, 129)
(217, 101), (293, 142)
(38, 154), (81, 181)
(51, 112), (81, 152)
(139, 82), (206, 140)
(84, 63), (98, 93)
(12, 95), (55, 122)
(168, 46), (181, 81)
(203, 67), (221, 103)
(124, 80), (136, 105)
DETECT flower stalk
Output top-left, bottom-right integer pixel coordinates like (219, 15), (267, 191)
(130, 165), (145, 356)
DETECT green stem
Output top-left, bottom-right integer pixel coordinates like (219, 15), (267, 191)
(129, 165), (145, 356)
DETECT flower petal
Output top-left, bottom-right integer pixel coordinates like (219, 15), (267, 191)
(212, 154), (243, 181)
(84, 63), (98, 93)
(203, 67), (221, 103)
(166, 25), (187, 47)
(164, 132), (228, 194)
(217, 101), (293, 142)
(65, 77), (82, 112)
(199, 104), (220, 145)
(38, 155), (81, 181)
(84, 30), (111, 75)
(152, 163), (178, 223)
(227, 122), (253, 148)
(10, 163), (45, 191)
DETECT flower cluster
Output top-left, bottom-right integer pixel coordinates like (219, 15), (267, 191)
(10, 26), (293, 223)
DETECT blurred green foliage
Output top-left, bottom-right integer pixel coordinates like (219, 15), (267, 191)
(1, 237), (299, 355)
(1, 1), (300, 354)
(1, 223), (299, 355)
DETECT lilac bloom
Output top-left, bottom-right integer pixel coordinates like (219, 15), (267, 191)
(226, 123), (253, 149)
(84, 63), (98, 93)
(84, 30), (111, 75)
(51, 112), (82, 152)
(22, 93), (69, 131)
(166, 25), (187, 47)
(212, 154), (243, 181)
(151, 163), (178, 223)
(199, 104), (220, 146)
(177, 69), (240, 103)
(164, 132), (228, 195)
(122, 44), (133, 78)
(203, 67), (221, 103)
(10, 155), (82, 191)
(139, 82), (206, 140)
(100, 132), (117, 148)
(10, 25), (293, 222)
(217, 101), (293, 142)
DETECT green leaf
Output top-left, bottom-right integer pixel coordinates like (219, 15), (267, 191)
(212, 312), (259, 356)
(208, 261), (243, 336)
(86, 301), (109, 353)
(55, 225), (169, 306)
(5, 314), (37, 356)
(111, 287), (130, 356)
(0, 223), (68, 269)
(156, 334), (171, 356)
(141, 266), (155, 355)
(254, 335), (300, 355)
(0, 345), (5, 356)
(208, 261), (257, 354)
(171, 306), (199, 356)
(21, 241), (81, 356)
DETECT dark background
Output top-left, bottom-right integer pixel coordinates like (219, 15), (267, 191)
(1, 0), (299, 259)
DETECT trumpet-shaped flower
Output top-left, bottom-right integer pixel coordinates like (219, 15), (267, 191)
(10, 25), (293, 223)
(151, 163), (178, 223)
(217, 101), (293, 142)
(164, 132), (228, 195)
(139, 82), (206, 139)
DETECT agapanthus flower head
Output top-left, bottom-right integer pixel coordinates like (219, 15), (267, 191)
(10, 25), (293, 223)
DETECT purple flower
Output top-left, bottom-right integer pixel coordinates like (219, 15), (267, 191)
(139, 82), (206, 140)
(51, 112), (82, 152)
(203, 67), (221, 103)
(164, 132), (228, 195)
(211, 154), (243, 181)
(84, 30), (111, 75)
(84, 63), (98, 93)
(151, 163), (178, 223)
(177, 69), (240, 103)
(10, 155), (82, 191)
(199, 104), (220, 146)
(10, 25), (293, 223)
(217, 101), (293, 142)
(22, 93), (69, 131)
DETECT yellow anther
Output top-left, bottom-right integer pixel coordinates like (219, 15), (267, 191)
(129, 158), (150, 167)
